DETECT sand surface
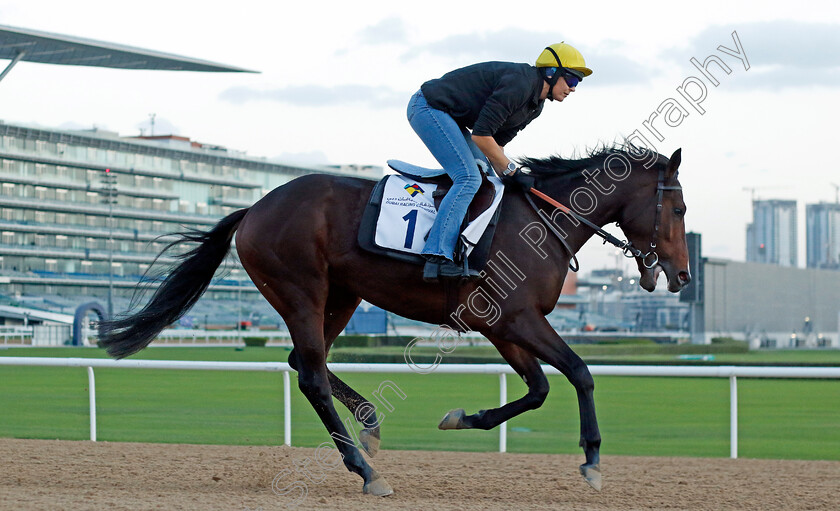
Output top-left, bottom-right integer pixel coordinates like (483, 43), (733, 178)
(1, 438), (837, 510)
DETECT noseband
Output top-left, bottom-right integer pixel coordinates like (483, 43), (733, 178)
(622, 166), (683, 268)
(525, 166), (682, 270)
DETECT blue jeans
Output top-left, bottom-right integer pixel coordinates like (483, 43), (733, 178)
(407, 90), (488, 260)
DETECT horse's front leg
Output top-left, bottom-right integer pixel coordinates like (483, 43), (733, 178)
(438, 335), (549, 430)
(494, 313), (602, 491)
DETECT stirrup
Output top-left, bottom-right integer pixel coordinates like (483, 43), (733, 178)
(423, 257), (479, 283)
(438, 259), (479, 280)
(422, 258), (442, 283)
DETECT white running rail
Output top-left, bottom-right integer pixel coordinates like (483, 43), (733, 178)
(1, 357), (839, 458)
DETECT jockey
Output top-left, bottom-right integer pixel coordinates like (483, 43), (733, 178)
(407, 42), (592, 282)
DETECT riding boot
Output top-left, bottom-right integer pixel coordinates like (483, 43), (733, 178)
(439, 259), (480, 280)
(423, 256), (480, 283)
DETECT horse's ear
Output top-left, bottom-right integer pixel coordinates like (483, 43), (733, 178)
(666, 148), (682, 179)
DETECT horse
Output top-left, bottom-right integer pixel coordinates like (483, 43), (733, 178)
(99, 145), (690, 496)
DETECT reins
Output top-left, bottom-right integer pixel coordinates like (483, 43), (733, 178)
(522, 166), (681, 271)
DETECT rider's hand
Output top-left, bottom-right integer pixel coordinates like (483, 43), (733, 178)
(503, 169), (535, 190)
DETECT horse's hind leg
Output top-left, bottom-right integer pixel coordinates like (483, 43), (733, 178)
(438, 335), (549, 431)
(326, 370), (382, 456)
(310, 287), (382, 456)
(286, 318), (393, 496)
(245, 268), (392, 495)
(289, 352), (382, 456)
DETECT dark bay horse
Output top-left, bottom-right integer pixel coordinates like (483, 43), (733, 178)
(100, 146), (690, 496)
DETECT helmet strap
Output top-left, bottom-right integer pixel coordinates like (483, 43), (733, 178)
(542, 67), (561, 101)
(544, 46), (563, 68)
(541, 46), (564, 102)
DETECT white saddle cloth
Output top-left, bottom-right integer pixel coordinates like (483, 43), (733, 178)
(374, 174), (505, 257)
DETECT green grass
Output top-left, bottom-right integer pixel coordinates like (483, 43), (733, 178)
(1, 347), (838, 460)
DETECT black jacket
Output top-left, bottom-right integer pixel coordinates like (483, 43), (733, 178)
(420, 61), (545, 147)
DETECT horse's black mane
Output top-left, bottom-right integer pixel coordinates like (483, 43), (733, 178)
(518, 142), (665, 178)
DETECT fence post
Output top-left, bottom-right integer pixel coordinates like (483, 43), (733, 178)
(283, 370), (291, 446)
(499, 372), (507, 453)
(730, 375), (738, 459)
(87, 367), (97, 442)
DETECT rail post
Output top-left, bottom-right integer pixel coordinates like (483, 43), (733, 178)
(499, 372), (507, 453)
(87, 366), (97, 442)
(283, 370), (291, 446)
(730, 375), (738, 459)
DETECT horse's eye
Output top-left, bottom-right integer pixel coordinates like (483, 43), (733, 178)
(674, 208), (684, 217)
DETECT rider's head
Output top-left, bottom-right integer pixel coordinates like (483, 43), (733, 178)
(536, 43), (592, 101)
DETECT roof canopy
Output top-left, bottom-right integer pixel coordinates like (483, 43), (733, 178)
(0, 24), (257, 73)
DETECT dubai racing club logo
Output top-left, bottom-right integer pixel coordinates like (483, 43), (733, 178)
(404, 183), (425, 197)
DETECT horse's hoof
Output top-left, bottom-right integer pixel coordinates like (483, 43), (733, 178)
(359, 427), (380, 457)
(579, 463), (602, 491)
(363, 470), (394, 497)
(438, 408), (467, 430)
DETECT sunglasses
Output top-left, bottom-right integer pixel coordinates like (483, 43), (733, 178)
(561, 69), (581, 88)
(546, 67), (582, 88)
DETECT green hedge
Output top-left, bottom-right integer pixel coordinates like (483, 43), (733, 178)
(330, 351), (505, 365)
(328, 340), (749, 365)
(242, 337), (268, 347)
(335, 335), (416, 347)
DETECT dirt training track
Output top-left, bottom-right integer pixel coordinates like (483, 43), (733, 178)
(1, 438), (837, 510)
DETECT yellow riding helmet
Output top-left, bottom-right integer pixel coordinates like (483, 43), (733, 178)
(536, 42), (592, 77)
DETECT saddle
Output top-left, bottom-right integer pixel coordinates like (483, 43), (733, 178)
(384, 159), (497, 215)
(357, 159), (505, 270)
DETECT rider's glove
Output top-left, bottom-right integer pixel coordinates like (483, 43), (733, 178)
(502, 168), (535, 191)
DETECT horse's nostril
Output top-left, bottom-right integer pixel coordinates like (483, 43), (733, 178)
(678, 271), (691, 284)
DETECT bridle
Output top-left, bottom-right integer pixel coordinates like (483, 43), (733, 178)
(524, 166), (682, 271)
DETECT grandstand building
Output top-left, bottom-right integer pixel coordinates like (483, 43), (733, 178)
(0, 120), (381, 319)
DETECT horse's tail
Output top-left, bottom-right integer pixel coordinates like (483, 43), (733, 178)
(99, 208), (249, 359)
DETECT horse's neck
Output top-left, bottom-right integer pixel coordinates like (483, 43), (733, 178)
(541, 173), (632, 253)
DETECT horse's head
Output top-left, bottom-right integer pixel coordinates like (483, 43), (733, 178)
(619, 149), (691, 293)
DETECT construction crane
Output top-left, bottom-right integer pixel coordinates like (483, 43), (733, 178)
(742, 186), (785, 201)
(831, 183), (839, 204)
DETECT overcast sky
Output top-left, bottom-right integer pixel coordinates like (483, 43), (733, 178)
(1, 0), (839, 273)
